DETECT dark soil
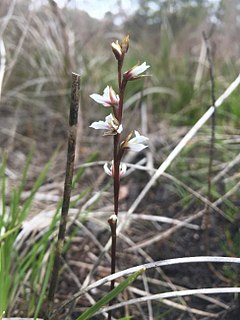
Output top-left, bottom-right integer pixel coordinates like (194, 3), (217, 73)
(52, 168), (240, 320)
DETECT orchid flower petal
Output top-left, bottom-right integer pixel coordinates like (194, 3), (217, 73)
(103, 161), (127, 177)
(90, 86), (119, 107)
(119, 163), (127, 176)
(111, 41), (122, 56)
(124, 62), (150, 81)
(123, 130), (149, 152)
(90, 113), (123, 135)
(128, 143), (147, 152)
(104, 162), (112, 176)
(129, 130), (149, 143)
(131, 62), (150, 77)
(89, 121), (109, 130)
(117, 124), (123, 134)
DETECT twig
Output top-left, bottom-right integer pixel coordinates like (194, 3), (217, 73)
(47, 73), (80, 318)
(0, 38), (6, 101)
(202, 31), (216, 232)
(142, 273), (153, 320)
(157, 299), (218, 318)
(193, 37), (207, 90)
(99, 287), (240, 315)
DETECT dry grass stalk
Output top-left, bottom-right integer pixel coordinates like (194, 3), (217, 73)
(47, 72), (80, 318)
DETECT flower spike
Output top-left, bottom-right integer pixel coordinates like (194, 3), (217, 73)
(90, 86), (119, 107)
(89, 114), (123, 136)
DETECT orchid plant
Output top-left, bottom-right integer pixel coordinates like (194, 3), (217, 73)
(89, 35), (149, 319)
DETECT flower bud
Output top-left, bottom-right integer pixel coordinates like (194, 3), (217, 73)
(121, 34), (129, 54)
(111, 40), (122, 61)
(111, 35), (130, 61)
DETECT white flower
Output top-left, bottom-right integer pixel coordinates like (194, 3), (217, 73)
(124, 62), (150, 81)
(89, 114), (123, 135)
(104, 161), (127, 177)
(108, 214), (118, 223)
(90, 86), (119, 107)
(111, 41), (122, 60)
(123, 130), (148, 152)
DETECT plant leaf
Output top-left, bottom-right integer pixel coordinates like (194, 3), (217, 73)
(76, 268), (145, 320)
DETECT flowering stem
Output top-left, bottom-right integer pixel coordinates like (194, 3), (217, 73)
(107, 58), (125, 320)
(118, 60), (122, 89)
(113, 135), (120, 215)
(89, 35), (149, 320)
(118, 80), (126, 123)
(108, 215), (117, 320)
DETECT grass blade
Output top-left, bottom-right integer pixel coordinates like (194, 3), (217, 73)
(76, 268), (145, 320)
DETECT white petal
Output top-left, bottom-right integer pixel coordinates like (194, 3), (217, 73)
(135, 135), (149, 143)
(120, 163), (127, 176)
(129, 131), (149, 144)
(103, 163), (112, 176)
(128, 143), (148, 152)
(105, 113), (114, 123)
(131, 62), (150, 77)
(117, 124), (123, 134)
(111, 42), (122, 55)
(89, 121), (108, 130)
(90, 86), (119, 107)
(103, 86), (110, 98)
(90, 93), (108, 105)
(109, 214), (118, 222)
(109, 86), (120, 104)
(90, 86), (111, 106)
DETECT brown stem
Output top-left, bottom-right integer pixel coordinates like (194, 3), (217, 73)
(118, 79), (127, 124)
(113, 135), (120, 215)
(204, 31), (216, 205)
(107, 215), (117, 320)
(118, 60), (123, 89)
(202, 31), (216, 233)
(107, 56), (126, 320)
(47, 73), (80, 319)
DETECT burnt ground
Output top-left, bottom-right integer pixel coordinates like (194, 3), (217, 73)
(50, 168), (240, 320)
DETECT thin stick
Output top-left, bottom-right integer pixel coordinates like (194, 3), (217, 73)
(47, 72), (80, 317)
(99, 287), (240, 315)
(203, 31), (216, 232)
(108, 216), (117, 294)
(0, 38), (6, 100)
